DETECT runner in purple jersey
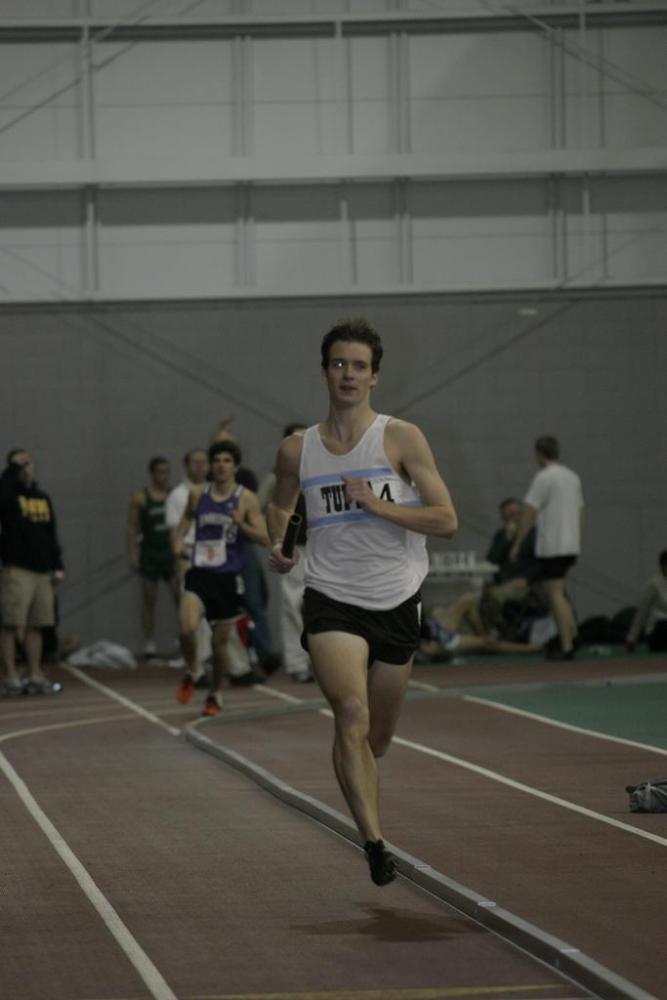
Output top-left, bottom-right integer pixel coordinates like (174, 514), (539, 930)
(172, 441), (269, 716)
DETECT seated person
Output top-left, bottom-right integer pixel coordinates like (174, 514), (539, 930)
(481, 497), (541, 630)
(419, 591), (541, 661)
(625, 550), (667, 653)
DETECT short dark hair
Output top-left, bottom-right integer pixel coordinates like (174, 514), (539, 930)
(320, 318), (383, 373)
(659, 549), (667, 571)
(499, 497), (520, 512)
(208, 440), (242, 466)
(148, 456), (169, 474)
(6, 448), (26, 464)
(535, 435), (560, 461)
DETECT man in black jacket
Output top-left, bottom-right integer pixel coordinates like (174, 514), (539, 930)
(0, 449), (64, 694)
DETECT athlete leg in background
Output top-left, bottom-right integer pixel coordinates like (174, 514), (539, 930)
(178, 591), (205, 676)
(542, 578), (577, 654)
(141, 578), (158, 649)
(210, 620), (235, 696)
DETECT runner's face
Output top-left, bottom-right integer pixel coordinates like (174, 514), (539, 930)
(325, 341), (377, 405)
(211, 451), (237, 485)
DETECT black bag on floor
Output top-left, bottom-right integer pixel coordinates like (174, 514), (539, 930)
(626, 777), (667, 813)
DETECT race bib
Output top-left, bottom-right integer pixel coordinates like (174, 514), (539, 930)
(194, 537), (227, 568)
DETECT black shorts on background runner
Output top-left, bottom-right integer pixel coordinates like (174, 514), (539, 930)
(537, 555), (577, 581)
(302, 587), (421, 665)
(184, 568), (245, 623)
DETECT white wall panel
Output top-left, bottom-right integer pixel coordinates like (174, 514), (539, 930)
(563, 26), (667, 149)
(97, 188), (238, 296)
(94, 39), (235, 159)
(0, 44), (81, 161)
(96, 104), (235, 159)
(410, 96), (552, 154)
(0, 13), (666, 299)
(0, 191), (84, 299)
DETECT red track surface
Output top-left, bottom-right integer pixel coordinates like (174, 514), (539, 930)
(1, 654), (664, 1000)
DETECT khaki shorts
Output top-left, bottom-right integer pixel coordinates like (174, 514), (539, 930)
(0, 566), (55, 628)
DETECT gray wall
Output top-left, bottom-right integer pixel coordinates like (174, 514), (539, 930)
(1, 289), (665, 649)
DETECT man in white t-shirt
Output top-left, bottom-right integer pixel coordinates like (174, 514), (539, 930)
(511, 435), (583, 660)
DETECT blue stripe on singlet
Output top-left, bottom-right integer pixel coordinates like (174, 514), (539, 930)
(308, 498), (422, 530)
(301, 467), (394, 490)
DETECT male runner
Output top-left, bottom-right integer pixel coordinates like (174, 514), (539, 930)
(268, 319), (457, 885)
(173, 441), (268, 716)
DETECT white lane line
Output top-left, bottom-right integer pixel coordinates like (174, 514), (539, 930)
(391, 733), (667, 849)
(62, 665), (181, 736)
(0, 728), (178, 1000)
(253, 684), (302, 705)
(255, 687), (667, 849)
(0, 715), (137, 743)
(463, 695), (667, 757)
(408, 679), (441, 693)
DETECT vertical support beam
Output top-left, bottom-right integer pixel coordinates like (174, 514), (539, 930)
(83, 185), (99, 296)
(235, 184), (245, 287)
(79, 21), (96, 161)
(339, 183), (358, 288)
(333, 19), (353, 155)
(548, 176), (566, 285)
(243, 35), (255, 157)
(235, 183), (255, 289)
(398, 31), (410, 154)
(582, 174), (591, 283)
(394, 179), (412, 285)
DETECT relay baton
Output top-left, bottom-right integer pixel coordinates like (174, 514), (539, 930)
(281, 513), (303, 558)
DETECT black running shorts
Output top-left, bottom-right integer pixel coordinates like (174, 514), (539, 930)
(184, 567), (245, 623)
(302, 587), (421, 665)
(537, 555), (577, 581)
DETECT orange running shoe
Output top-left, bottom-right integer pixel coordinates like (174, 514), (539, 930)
(202, 694), (222, 717)
(176, 674), (195, 705)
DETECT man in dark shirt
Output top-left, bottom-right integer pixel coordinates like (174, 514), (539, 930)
(480, 497), (540, 632)
(0, 449), (64, 694)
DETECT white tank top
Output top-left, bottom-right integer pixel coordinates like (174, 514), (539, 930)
(300, 413), (428, 610)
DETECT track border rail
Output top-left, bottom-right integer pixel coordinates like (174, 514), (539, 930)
(187, 716), (657, 1000)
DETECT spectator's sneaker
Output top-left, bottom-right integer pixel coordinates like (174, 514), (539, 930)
(2, 678), (23, 698)
(202, 694), (222, 717)
(176, 674), (195, 705)
(364, 840), (397, 886)
(23, 676), (62, 695)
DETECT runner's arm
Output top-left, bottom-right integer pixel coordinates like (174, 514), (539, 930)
(343, 422), (457, 539)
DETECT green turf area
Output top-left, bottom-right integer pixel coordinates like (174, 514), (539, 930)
(472, 680), (667, 750)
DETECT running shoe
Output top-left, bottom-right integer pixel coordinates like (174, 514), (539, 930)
(364, 840), (397, 886)
(23, 676), (62, 695)
(176, 674), (195, 705)
(202, 694), (222, 717)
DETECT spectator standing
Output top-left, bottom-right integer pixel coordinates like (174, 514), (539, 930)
(258, 423), (313, 683)
(0, 449), (64, 694)
(127, 456), (179, 656)
(512, 435), (583, 660)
